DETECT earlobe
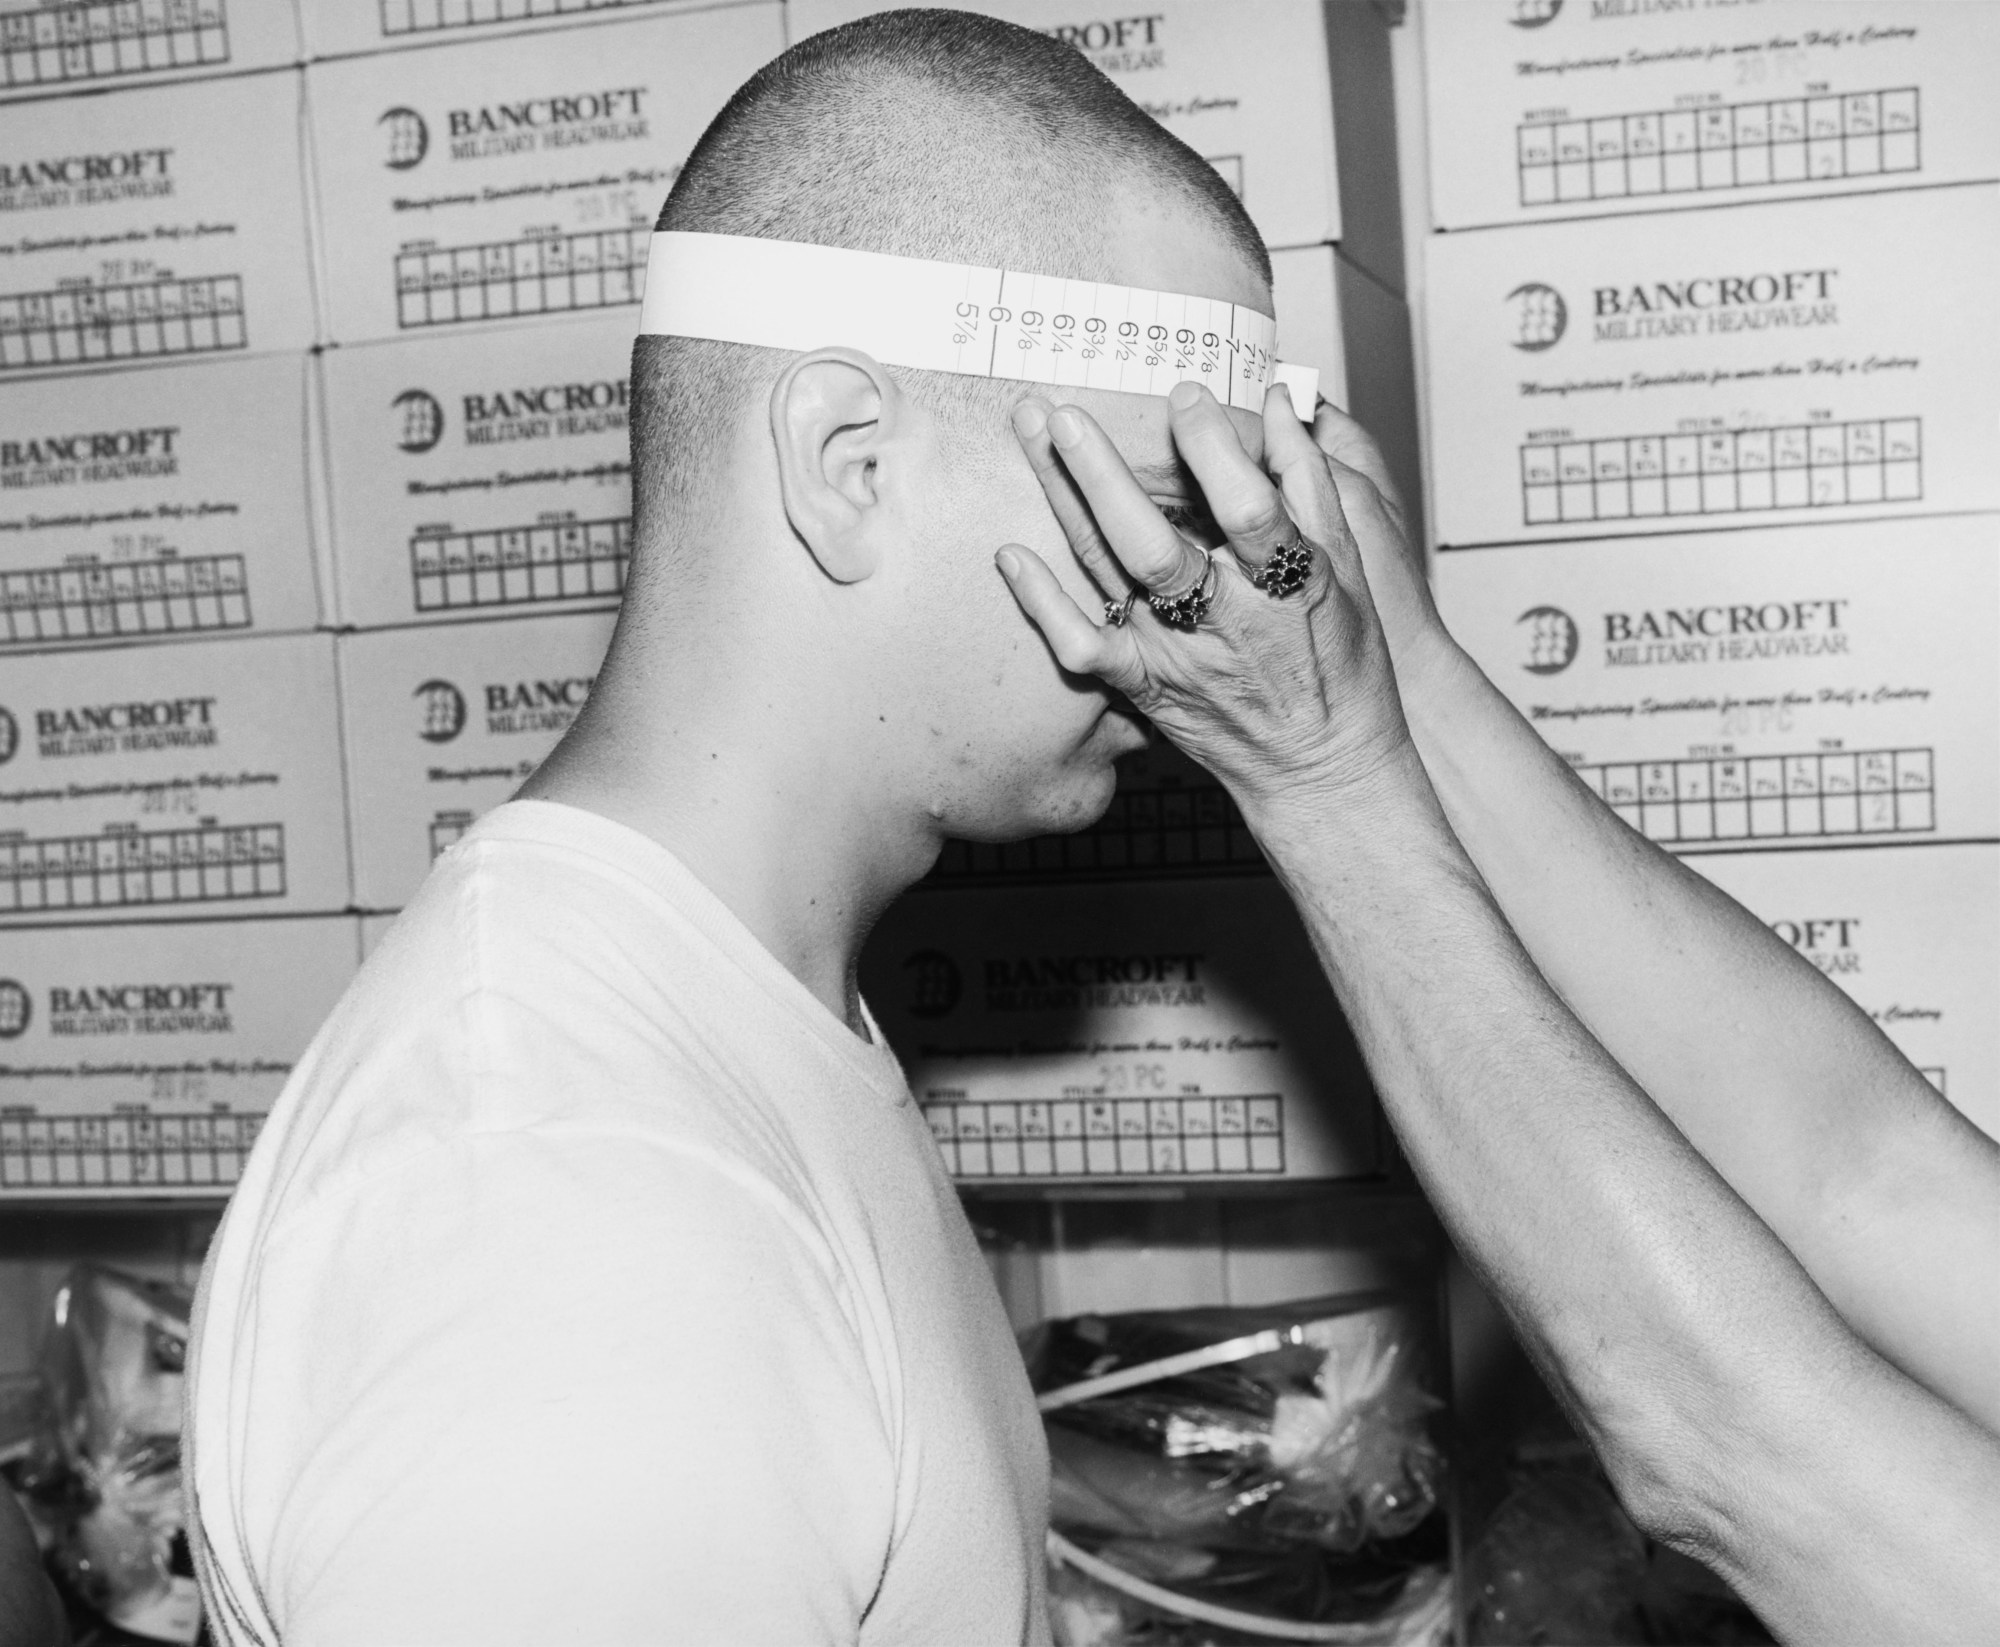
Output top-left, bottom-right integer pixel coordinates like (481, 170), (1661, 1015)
(770, 348), (899, 584)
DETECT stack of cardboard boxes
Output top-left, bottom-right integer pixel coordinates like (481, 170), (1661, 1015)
(0, 0), (773, 1199)
(0, 6), (347, 1195)
(1410, 0), (2000, 1142)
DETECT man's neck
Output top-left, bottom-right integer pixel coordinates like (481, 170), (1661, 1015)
(519, 631), (940, 1040)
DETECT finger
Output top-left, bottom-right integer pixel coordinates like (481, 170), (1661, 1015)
(1011, 398), (1136, 601)
(994, 544), (1138, 688)
(1164, 381), (1296, 572)
(1262, 386), (1357, 570)
(1310, 400), (1410, 535)
(1045, 404), (1209, 596)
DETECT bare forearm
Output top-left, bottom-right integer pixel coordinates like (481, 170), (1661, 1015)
(1244, 757), (2000, 1641)
(1393, 635), (2000, 1428)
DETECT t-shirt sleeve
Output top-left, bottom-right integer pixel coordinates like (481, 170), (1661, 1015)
(247, 1130), (899, 1646)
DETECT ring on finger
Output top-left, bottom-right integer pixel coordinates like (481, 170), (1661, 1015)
(1251, 530), (1314, 599)
(1102, 590), (1139, 628)
(1147, 549), (1219, 632)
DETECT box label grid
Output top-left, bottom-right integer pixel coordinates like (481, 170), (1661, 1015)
(0, 276), (246, 372)
(377, 0), (666, 36)
(1578, 748), (1933, 846)
(0, 825), (286, 916)
(1521, 419), (1922, 529)
(1, 555), (249, 646)
(395, 228), (647, 332)
(1519, 89), (1921, 208)
(925, 1095), (1285, 1181)
(0, 0), (228, 91)
(412, 518), (629, 613)
(0, 1110), (261, 1191)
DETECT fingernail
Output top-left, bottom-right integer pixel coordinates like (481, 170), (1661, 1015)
(1048, 408), (1084, 449)
(995, 547), (1023, 578)
(1011, 400), (1048, 439)
(1168, 381), (1203, 410)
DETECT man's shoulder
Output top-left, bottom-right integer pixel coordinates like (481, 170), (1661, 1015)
(258, 866), (802, 1234)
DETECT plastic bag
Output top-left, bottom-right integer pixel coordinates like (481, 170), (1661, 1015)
(1025, 1294), (1451, 1646)
(40, 1265), (201, 1645)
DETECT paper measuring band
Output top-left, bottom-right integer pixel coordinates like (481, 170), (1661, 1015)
(638, 232), (1319, 419)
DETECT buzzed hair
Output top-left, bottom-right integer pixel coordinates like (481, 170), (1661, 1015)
(629, 7), (1269, 551)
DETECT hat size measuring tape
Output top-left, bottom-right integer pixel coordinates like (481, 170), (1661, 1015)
(638, 232), (1319, 419)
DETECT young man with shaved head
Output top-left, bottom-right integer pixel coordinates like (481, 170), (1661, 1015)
(184, 13), (1277, 1644)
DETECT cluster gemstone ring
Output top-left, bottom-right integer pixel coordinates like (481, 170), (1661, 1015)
(1251, 532), (1314, 598)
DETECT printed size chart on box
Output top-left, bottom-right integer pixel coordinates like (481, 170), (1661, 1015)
(302, 0), (733, 59)
(926, 1095), (1286, 1180)
(1696, 846), (1999, 1144)
(0, 354), (319, 648)
(0, 635), (349, 925)
(1436, 515), (2000, 851)
(305, 5), (781, 345)
(0, 917), (358, 1198)
(1420, 0), (2000, 230)
(319, 316), (639, 629)
(0, 71), (316, 374)
(0, 1), (301, 98)
(1424, 187), (2000, 548)
(865, 880), (1381, 1183)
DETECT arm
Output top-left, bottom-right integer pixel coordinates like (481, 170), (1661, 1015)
(1309, 406), (2000, 1438)
(995, 383), (2000, 1642)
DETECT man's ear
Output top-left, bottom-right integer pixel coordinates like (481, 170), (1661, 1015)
(769, 347), (908, 584)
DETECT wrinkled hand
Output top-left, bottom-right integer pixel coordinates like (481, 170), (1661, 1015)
(996, 381), (1424, 817)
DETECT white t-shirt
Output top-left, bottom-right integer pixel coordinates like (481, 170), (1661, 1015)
(186, 800), (1050, 1646)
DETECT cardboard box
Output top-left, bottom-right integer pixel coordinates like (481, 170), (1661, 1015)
(1423, 186), (2000, 549)
(318, 314), (635, 629)
(789, 0), (1374, 265)
(1693, 845), (1998, 1144)
(861, 878), (1382, 1185)
(0, 633), (351, 924)
(304, 4), (783, 344)
(1435, 514), (2000, 853)
(0, 914), (358, 1197)
(1421, 0), (2000, 231)
(0, 0), (302, 102)
(338, 611), (614, 909)
(0, 69), (317, 374)
(303, 0), (762, 59)
(0, 355), (320, 651)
